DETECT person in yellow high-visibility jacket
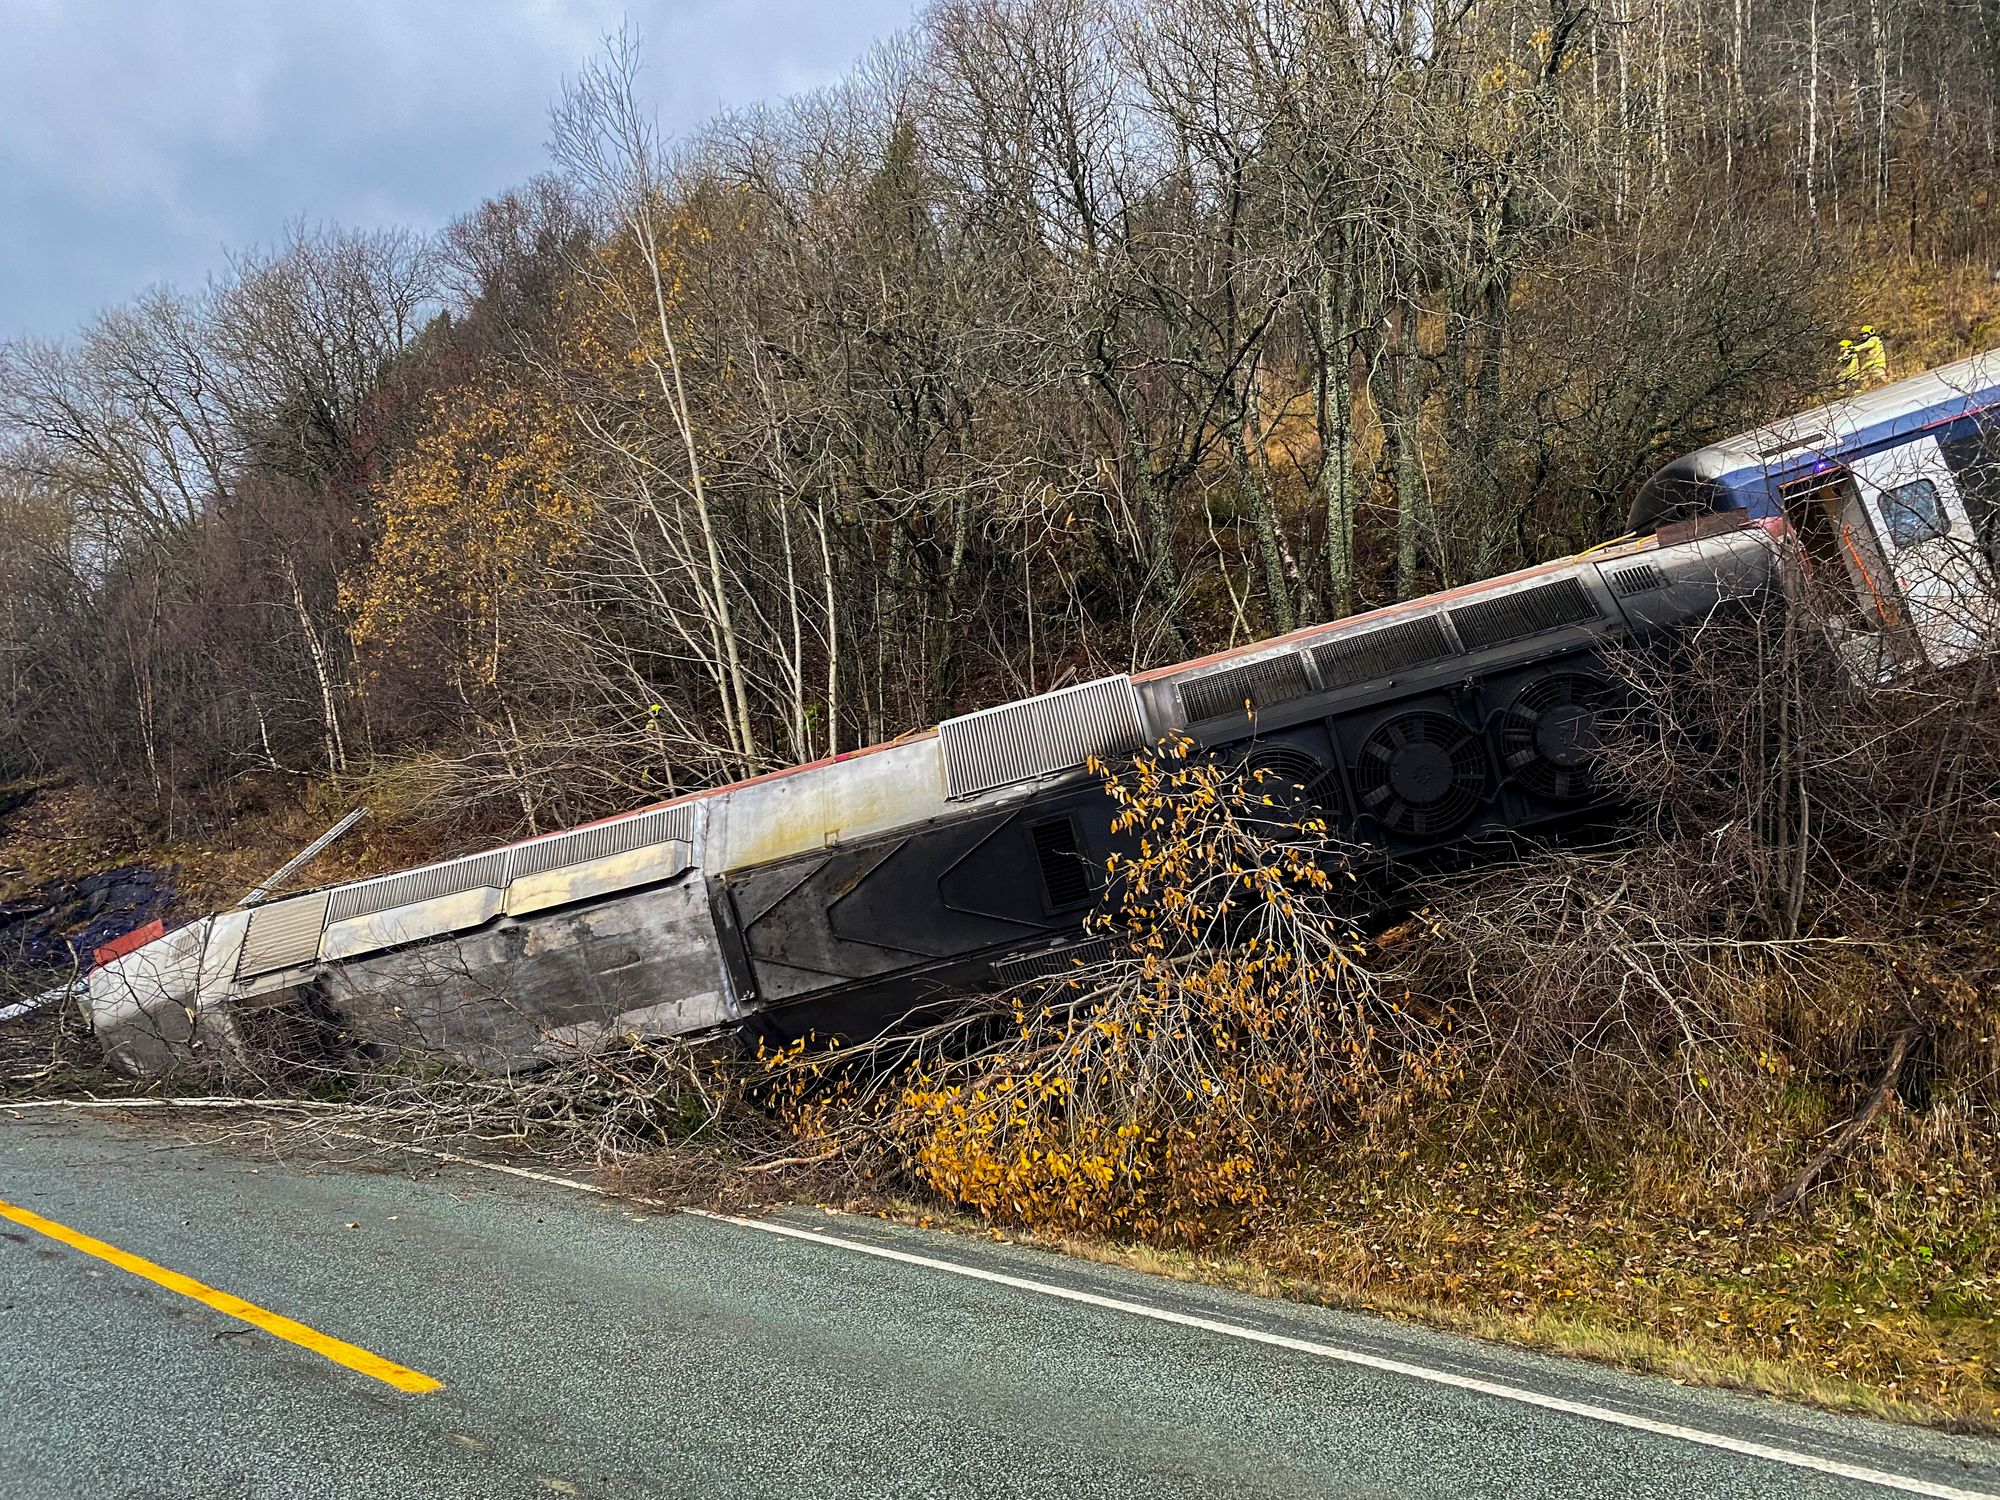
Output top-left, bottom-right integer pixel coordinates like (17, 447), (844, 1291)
(1837, 339), (1860, 386)
(1855, 325), (1888, 384)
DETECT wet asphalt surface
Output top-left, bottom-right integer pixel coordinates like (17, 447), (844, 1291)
(2, 1109), (1997, 1500)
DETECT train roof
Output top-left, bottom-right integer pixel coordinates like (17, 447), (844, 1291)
(220, 529), (1678, 929)
(1629, 347), (2000, 532)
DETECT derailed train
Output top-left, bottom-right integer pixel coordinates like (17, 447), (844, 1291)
(87, 349), (2000, 1076)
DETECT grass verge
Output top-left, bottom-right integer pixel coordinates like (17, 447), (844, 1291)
(832, 1109), (2000, 1435)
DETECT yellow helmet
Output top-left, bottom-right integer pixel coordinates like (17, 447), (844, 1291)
(1841, 339), (1853, 348)
(1861, 325), (1875, 335)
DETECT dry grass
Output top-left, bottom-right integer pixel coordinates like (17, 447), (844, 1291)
(965, 1223), (1974, 1429)
(1849, 234), (2000, 371)
(853, 1101), (2000, 1432)
(0, 780), (143, 897)
(0, 767), (523, 933)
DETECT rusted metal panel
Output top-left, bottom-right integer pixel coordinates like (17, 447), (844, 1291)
(713, 739), (956, 876)
(827, 739), (951, 844)
(710, 766), (832, 874)
(504, 843), (692, 918)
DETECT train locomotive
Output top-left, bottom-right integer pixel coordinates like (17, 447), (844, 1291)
(85, 349), (2000, 1076)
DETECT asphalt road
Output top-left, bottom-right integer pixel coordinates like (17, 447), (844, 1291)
(2, 1110), (1997, 1500)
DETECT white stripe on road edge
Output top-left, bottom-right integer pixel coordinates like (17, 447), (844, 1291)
(3, 1097), (354, 1111)
(13, 1103), (1994, 1499)
(684, 1209), (1995, 1500)
(372, 1136), (2000, 1500)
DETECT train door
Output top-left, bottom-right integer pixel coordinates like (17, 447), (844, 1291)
(1780, 469), (1919, 681)
(1846, 437), (2000, 668)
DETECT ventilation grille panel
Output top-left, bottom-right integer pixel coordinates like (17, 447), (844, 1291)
(993, 937), (1117, 985)
(939, 676), (1144, 800)
(1311, 614), (1455, 689)
(1448, 577), (1599, 651)
(1031, 817), (1094, 908)
(236, 890), (332, 980)
(325, 851), (511, 925)
(1606, 562), (1668, 597)
(509, 803), (698, 879)
(1180, 651), (1312, 723)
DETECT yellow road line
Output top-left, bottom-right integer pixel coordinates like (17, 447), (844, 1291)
(0, 1194), (441, 1394)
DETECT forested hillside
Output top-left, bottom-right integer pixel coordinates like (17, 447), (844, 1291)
(9, 1), (2000, 1426)
(5, 0), (1998, 861)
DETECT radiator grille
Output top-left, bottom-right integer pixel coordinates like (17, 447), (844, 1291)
(1179, 651), (1312, 723)
(508, 804), (698, 879)
(325, 850), (510, 925)
(236, 890), (331, 980)
(939, 676), (1144, 800)
(1606, 561), (1668, 597)
(1311, 614), (1455, 689)
(993, 938), (1117, 985)
(1448, 577), (1599, 651)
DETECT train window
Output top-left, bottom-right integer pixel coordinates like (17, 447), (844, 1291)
(1879, 479), (1948, 550)
(1941, 418), (2000, 566)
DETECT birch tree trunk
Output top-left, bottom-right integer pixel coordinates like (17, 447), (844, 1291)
(1317, 238), (1357, 618)
(283, 554), (346, 775)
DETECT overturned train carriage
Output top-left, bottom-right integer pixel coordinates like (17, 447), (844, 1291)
(1632, 348), (2000, 676)
(86, 524), (1780, 1077)
(87, 348), (2000, 1076)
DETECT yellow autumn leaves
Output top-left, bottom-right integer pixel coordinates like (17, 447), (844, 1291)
(765, 738), (1456, 1244)
(346, 377), (581, 691)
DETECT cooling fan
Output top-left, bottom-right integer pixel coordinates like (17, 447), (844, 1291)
(1239, 744), (1343, 824)
(1496, 672), (1616, 802)
(1353, 710), (1488, 838)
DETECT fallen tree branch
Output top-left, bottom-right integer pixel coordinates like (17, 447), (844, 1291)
(1754, 1022), (1920, 1223)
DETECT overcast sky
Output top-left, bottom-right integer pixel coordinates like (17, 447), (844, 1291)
(0, 0), (918, 342)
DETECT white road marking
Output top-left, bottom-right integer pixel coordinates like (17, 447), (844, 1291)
(4, 1097), (352, 1112)
(687, 1209), (1996, 1500)
(12, 1103), (1995, 1498)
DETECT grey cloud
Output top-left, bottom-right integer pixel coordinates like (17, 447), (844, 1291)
(0, 0), (916, 339)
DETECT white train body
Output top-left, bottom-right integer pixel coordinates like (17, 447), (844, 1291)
(86, 519), (1785, 1076)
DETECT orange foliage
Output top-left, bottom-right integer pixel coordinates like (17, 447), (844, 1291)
(772, 738), (1456, 1244)
(347, 376), (580, 690)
